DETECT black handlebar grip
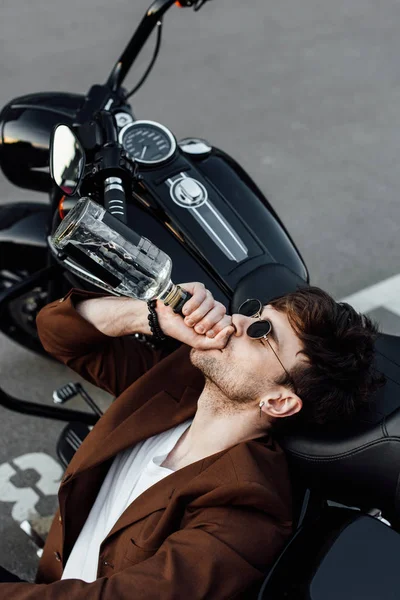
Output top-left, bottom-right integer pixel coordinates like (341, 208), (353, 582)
(104, 177), (127, 223)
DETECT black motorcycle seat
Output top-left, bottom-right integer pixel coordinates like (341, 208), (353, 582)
(259, 509), (400, 600)
(281, 332), (400, 526)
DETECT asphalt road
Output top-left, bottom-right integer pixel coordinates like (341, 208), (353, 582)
(2, 0), (400, 580)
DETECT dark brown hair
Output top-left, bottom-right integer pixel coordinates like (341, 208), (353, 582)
(268, 286), (385, 436)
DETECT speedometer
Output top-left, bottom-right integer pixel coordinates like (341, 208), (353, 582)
(118, 120), (177, 165)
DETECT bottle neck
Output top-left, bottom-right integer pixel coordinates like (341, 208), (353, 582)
(159, 281), (186, 311)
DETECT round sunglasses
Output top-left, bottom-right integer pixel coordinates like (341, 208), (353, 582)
(237, 298), (296, 391)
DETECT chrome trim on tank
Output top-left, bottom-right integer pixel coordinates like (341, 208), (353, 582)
(166, 173), (248, 263)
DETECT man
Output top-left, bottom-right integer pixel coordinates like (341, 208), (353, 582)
(0, 281), (383, 598)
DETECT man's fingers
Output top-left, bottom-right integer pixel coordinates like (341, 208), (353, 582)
(201, 312), (232, 337)
(179, 283), (207, 315)
(202, 325), (235, 349)
(177, 282), (232, 340)
(186, 293), (221, 330)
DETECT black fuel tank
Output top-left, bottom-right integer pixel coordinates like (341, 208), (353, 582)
(181, 145), (309, 283)
(0, 92), (84, 193)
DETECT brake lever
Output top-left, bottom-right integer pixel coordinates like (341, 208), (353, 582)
(194, 0), (210, 11)
(177, 0), (211, 9)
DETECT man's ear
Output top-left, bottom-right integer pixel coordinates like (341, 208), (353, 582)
(260, 391), (302, 419)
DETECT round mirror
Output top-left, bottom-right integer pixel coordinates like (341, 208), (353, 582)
(50, 124), (85, 196)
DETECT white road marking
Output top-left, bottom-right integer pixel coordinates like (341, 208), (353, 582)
(339, 273), (400, 316)
(0, 452), (62, 523)
(13, 453), (62, 496)
(0, 463), (39, 522)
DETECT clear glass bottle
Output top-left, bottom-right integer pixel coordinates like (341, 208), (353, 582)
(51, 197), (189, 311)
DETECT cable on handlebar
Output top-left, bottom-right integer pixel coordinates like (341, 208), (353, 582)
(124, 18), (163, 101)
(126, 0), (211, 98)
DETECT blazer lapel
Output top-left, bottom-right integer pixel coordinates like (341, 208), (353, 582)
(65, 385), (200, 481)
(104, 458), (204, 542)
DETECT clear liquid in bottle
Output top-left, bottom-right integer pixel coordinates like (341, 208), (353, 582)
(52, 197), (173, 301)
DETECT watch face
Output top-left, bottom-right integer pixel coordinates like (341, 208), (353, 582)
(119, 120), (176, 165)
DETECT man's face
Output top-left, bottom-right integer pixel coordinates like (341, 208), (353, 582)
(190, 304), (304, 407)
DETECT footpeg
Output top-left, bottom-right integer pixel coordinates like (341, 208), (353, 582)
(20, 520), (45, 558)
(52, 382), (103, 417)
(53, 382), (79, 404)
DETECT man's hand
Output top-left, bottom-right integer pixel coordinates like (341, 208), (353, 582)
(156, 282), (235, 350)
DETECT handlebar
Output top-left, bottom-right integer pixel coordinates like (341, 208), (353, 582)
(106, 0), (212, 91)
(95, 111), (128, 223)
(106, 0), (176, 91)
(104, 177), (127, 223)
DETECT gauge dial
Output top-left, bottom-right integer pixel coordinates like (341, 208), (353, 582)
(118, 120), (176, 165)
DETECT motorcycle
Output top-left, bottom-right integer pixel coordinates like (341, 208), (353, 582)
(0, 1), (400, 598)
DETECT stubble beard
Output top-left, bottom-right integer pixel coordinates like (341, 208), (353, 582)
(190, 346), (263, 408)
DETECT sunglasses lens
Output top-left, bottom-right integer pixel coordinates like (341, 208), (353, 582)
(247, 320), (271, 339)
(238, 299), (262, 317)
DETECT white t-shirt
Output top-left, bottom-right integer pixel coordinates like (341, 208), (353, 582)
(61, 418), (193, 583)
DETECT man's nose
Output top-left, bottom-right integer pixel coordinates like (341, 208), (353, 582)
(231, 313), (251, 337)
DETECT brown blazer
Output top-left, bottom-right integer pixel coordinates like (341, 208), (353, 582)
(1, 289), (293, 599)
